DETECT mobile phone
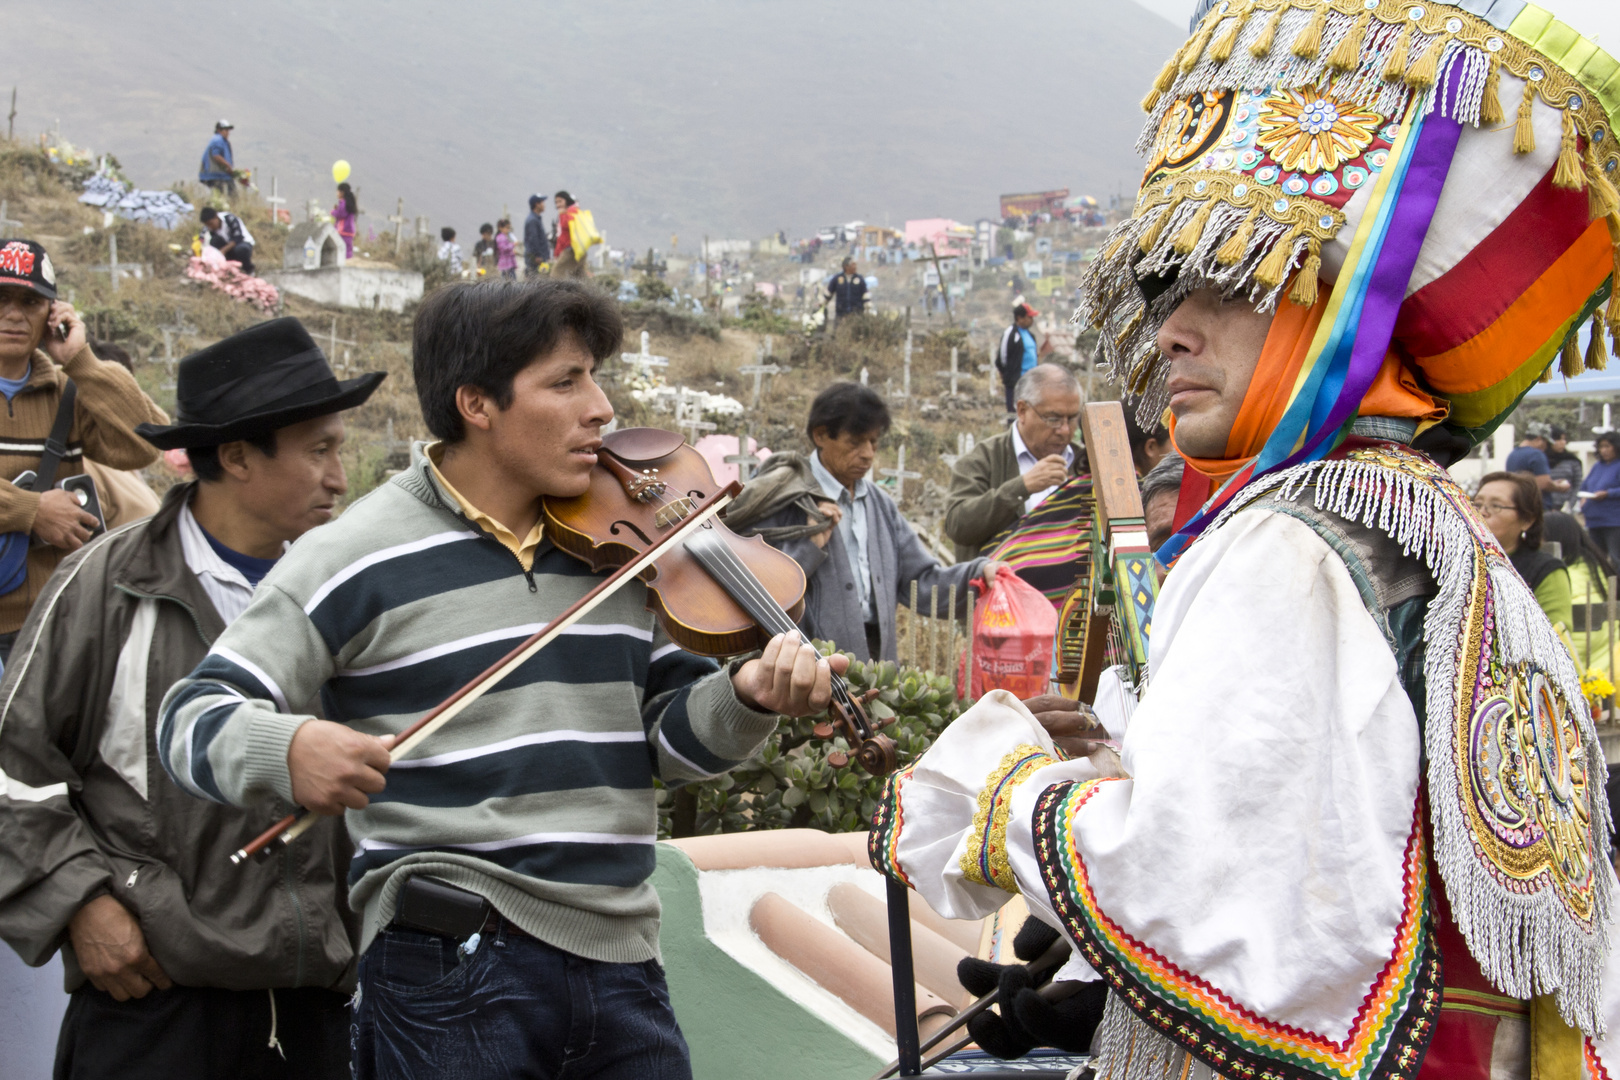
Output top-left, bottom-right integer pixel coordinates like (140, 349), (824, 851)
(58, 475), (106, 538)
(56, 320), (70, 341)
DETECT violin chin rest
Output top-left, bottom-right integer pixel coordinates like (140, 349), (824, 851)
(602, 427), (686, 464)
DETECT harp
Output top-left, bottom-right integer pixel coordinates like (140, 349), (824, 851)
(1054, 401), (1157, 702)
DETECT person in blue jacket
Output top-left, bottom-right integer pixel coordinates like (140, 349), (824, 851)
(1580, 430), (1620, 566)
(197, 120), (235, 194)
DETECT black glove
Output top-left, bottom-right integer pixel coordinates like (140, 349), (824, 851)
(955, 916), (1104, 1061)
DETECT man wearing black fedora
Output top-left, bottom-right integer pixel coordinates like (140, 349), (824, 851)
(0, 317), (383, 1080)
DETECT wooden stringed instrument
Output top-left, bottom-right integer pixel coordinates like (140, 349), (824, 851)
(1053, 401), (1158, 704)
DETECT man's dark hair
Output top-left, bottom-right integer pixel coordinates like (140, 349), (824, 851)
(200, 207), (220, 223)
(554, 191), (574, 207)
(89, 340), (134, 372)
(529, 194), (545, 208)
(412, 279), (623, 443)
(440, 226), (456, 242)
(805, 382), (890, 443)
(479, 223), (494, 235)
(187, 431), (279, 483)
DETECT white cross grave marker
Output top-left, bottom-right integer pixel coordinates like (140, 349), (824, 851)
(157, 311), (200, 390)
(620, 330), (670, 377)
(980, 344), (999, 401)
(676, 388), (717, 444)
(739, 351), (784, 410)
(896, 329), (913, 400)
(941, 431), (976, 469)
(264, 177), (286, 226)
(723, 424), (763, 482)
(934, 346), (967, 396)
(388, 198), (407, 259)
(324, 318), (359, 372)
(881, 444), (921, 501)
(860, 366), (869, 386)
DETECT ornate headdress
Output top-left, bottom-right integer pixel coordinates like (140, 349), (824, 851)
(1076, 0), (1618, 468)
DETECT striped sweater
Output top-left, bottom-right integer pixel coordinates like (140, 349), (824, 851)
(158, 447), (779, 963)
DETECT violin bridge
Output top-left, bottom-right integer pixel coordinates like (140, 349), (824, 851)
(654, 497), (695, 529)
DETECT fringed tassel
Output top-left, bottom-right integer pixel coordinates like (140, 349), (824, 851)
(1142, 51), (1180, 112)
(1292, 4), (1327, 59)
(1113, 307), (1146, 349)
(1180, 17), (1216, 74)
(1538, 361), (1555, 383)
(1588, 146), (1620, 219)
(1209, 13), (1244, 64)
(1515, 82), (1537, 154)
(1172, 199), (1217, 255)
(1554, 110), (1586, 190)
(1406, 34), (1444, 89)
(1288, 240), (1323, 307)
(1137, 205), (1173, 254)
(1255, 226), (1301, 291)
(1328, 11), (1369, 73)
(1250, 6), (1281, 57)
(1216, 207), (1261, 265)
(1588, 313), (1609, 372)
(1562, 329), (1584, 378)
(1480, 51), (1505, 125)
(1383, 22), (1413, 83)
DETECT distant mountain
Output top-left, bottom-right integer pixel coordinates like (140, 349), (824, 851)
(5, 1), (1182, 252)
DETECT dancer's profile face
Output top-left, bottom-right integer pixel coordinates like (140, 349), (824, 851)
(1156, 289), (1273, 460)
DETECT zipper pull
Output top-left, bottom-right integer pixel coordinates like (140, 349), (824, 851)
(126, 868), (140, 888)
(524, 569), (537, 593)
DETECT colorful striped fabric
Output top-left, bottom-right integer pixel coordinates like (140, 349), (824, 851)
(983, 475), (1095, 605)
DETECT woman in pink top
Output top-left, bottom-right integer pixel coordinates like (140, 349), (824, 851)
(332, 183), (358, 259)
(495, 218), (517, 279)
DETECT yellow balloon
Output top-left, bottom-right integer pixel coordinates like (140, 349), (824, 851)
(332, 160), (351, 184)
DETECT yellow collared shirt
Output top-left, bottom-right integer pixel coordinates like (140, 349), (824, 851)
(426, 443), (545, 571)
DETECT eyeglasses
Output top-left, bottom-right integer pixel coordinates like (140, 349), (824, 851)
(1035, 411), (1080, 429)
(1471, 500), (1519, 517)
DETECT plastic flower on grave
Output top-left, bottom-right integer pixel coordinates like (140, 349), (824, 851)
(1581, 668), (1614, 701)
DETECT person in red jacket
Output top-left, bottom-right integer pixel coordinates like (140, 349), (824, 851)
(550, 191), (588, 279)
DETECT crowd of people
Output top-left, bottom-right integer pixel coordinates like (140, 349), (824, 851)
(15, 3), (1617, 1076)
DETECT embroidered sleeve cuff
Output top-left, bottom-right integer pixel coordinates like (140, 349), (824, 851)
(958, 746), (1059, 893)
(240, 711), (312, 804)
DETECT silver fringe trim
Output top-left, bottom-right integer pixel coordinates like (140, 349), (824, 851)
(1088, 992), (1225, 1080)
(1206, 453), (1614, 1035)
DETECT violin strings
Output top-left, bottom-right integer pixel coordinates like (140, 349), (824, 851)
(686, 529), (859, 713)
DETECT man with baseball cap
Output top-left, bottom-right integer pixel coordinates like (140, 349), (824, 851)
(523, 194), (550, 277)
(0, 238), (167, 661)
(996, 297), (1051, 414)
(198, 120), (237, 194)
(0, 316), (384, 1078)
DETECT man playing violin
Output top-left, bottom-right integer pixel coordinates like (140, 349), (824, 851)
(160, 279), (840, 1079)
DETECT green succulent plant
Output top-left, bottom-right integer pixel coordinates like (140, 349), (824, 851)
(657, 640), (961, 837)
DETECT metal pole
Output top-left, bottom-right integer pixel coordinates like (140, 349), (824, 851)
(909, 580), (919, 668)
(947, 583), (957, 679)
(885, 878), (923, 1076)
(929, 586), (939, 675)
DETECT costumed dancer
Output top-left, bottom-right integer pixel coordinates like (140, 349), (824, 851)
(869, 1), (1620, 1076)
(333, 183), (358, 260)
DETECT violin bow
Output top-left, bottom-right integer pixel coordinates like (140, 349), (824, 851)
(231, 486), (739, 865)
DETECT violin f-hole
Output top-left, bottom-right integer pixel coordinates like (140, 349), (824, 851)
(609, 519), (655, 545)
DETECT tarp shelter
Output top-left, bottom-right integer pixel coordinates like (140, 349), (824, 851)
(903, 219), (974, 257)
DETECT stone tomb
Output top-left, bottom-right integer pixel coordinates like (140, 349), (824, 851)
(265, 221), (423, 313)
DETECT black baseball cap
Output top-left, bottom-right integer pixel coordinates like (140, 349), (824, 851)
(0, 239), (58, 301)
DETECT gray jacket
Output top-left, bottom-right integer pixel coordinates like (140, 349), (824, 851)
(0, 484), (356, 991)
(752, 469), (984, 662)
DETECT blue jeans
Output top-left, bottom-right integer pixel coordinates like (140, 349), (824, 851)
(352, 920), (691, 1079)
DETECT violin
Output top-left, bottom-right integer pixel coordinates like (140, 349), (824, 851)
(230, 426), (895, 865)
(545, 427), (897, 774)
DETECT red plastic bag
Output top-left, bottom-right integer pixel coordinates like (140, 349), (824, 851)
(959, 564), (1059, 700)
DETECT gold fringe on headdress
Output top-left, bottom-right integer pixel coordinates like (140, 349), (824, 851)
(1181, 17), (1216, 74)
(1481, 52), (1505, 125)
(1255, 225), (1301, 290)
(1138, 205), (1174, 255)
(1561, 328), (1584, 378)
(1114, 308), (1146, 350)
(1514, 82), (1538, 154)
(1250, 7), (1281, 57)
(1405, 34), (1444, 89)
(1383, 22), (1412, 82)
(1292, 5), (1327, 59)
(1328, 11), (1368, 73)
(1588, 313), (1610, 372)
(1554, 111), (1585, 190)
(1210, 14), (1243, 64)
(1289, 240), (1323, 307)
(1588, 145), (1620, 219)
(1216, 207), (1262, 265)
(1173, 199), (1218, 255)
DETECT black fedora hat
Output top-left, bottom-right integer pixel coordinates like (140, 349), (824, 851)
(136, 317), (385, 450)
